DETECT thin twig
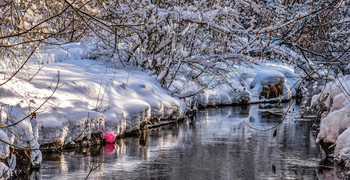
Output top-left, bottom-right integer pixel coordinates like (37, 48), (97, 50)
(85, 159), (104, 180)
(0, 42), (41, 87)
(0, 71), (60, 128)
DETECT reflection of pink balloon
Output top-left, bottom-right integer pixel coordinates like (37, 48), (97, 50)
(104, 143), (115, 155)
(105, 132), (116, 143)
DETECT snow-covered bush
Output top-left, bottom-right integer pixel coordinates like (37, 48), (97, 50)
(0, 0), (349, 177)
(2, 0), (348, 84)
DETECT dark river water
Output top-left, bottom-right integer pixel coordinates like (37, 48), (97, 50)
(27, 100), (328, 180)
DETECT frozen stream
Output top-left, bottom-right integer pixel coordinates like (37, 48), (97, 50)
(31, 102), (324, 179)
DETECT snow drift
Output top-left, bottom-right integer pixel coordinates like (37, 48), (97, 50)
(0, 42), (302, 177)
(313, 75), (350, 167)
(170, 61), (301, 108)
(0, 44), (186, 176)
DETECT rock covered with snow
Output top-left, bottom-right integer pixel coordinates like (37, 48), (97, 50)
(242, 64), (300, 102)
(0, 104), (41, 177)
(0, 162), (12, 179)
(313, 75), (350, 166)
(317, 105), (350, 144)
(335, 128), (350, 167)
(169, 62), (301, 107)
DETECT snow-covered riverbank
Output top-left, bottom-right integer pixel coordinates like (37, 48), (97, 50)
(313, 76), (350, 170)
(0, 60), (185, 177)
(0, 43), (302, 177)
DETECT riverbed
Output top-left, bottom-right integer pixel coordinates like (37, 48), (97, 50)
(27, 100), (326, 179)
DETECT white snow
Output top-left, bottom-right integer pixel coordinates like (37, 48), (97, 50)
(314, 75), (350, 166)
(0, 44), (186, 174)
(169, 61), (301, 107)
(316, 105), (350, 144)
(1, 58), (185, 146)
(335, 128), (350, 167)
(0, 162), (11, 179)
(0, 42), (302, 175)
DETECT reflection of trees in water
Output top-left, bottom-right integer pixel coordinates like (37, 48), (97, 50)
(38, 105), (320, 179)
(189, 105), (319, 179)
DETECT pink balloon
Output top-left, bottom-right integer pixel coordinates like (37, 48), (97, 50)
(104, 144), (115, 155)
(105, 132), (116, 143)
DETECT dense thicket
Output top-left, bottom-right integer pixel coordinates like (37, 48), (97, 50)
(1, 0), (349, 87)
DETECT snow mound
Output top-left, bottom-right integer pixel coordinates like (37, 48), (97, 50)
(314, 75), (350, 167)
(0, 162), (12, 179)
(243, 64), (300, 102)
(335, 128), (350, 167)
(170, 62), (301, 107)
(248, 70), (285, 89)
(316, 105), (350, 144)
(0, 104), (41, 176)
(0, 57), (186, 174)
(334, 127), (350, 168)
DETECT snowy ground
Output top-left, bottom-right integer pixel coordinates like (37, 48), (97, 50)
(313, 75), (350, 169)
(0, 42), (302, 177)
(169, 61), (301, 109)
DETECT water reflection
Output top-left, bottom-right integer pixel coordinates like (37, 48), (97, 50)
(33, 102), (322, 179)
